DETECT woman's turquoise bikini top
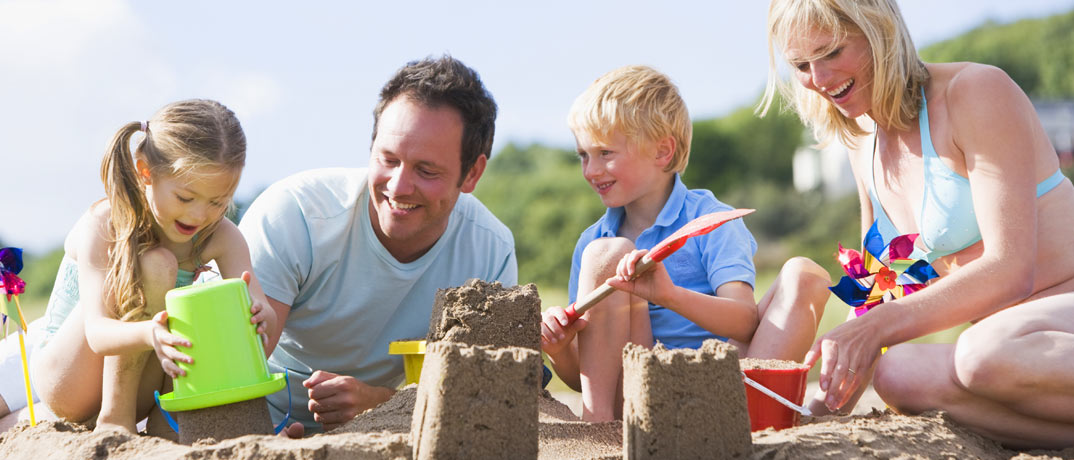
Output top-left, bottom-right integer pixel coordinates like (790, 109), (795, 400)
(867, 90), (1066, 262)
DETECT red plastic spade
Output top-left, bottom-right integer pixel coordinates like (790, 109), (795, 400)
(563, 208), (755, 324)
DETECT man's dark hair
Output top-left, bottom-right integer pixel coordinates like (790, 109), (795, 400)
(372, 55), (497, 183)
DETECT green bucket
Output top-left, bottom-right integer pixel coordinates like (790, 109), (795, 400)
(157, 278), (286, 412)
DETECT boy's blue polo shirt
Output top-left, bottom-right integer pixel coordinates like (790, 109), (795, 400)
(568, 174), (757, 349)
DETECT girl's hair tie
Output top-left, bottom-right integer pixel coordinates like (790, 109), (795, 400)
(140, 120), (149, 132)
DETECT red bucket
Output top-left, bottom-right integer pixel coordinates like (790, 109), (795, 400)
(743, 366), (809, 431)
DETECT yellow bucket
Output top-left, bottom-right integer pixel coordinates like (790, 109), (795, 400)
(389, 340), (426, 385)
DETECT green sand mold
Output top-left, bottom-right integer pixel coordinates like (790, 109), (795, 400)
(157, 278), (285, 412)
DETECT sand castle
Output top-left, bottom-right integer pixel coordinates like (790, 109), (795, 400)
(623, 340), (752, 459)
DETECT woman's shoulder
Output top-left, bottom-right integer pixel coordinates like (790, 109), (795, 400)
(929, 62), (1021, 108)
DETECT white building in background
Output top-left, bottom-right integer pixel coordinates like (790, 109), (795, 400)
(793, 100), (1074, 196)
(792, 138), (855, 197)
(1034, 100), (1074, 168)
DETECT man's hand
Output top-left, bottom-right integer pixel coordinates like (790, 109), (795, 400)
(304, 370), (395, 431)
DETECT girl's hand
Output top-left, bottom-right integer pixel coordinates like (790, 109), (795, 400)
(540, 306), (587, 356)
(242, 271), (275, 347)
(606, 249), (676, 307)
(803, 314), (883, 412)
(150, 310), (193, 378)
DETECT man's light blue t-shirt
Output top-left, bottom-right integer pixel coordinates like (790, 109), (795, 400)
(239, 168), (517, 431)
(568, 174), (757, 349)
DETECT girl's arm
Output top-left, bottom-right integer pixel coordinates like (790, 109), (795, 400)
(78, 207), (160, 355)
(204, 219), (281, 355)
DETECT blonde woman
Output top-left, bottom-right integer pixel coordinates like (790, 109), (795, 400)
(27, 100), (275, 433)
(761, 0), (1074, 448)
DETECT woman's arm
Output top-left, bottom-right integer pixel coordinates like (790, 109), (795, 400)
(872, 64), (1041, 345)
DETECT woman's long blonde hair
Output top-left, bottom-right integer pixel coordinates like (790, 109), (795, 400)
(99, 99), (245, 321)
(758, 0), (930, 147)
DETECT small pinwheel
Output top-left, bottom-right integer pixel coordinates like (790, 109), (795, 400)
(829, 222), (939, 317)
(0, 247), (35, 425)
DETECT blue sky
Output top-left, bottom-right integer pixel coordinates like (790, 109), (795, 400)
(3, 0), (1073, 253)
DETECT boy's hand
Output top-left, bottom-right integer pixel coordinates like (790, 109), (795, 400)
(607, 249), (677, 306)
(541, 306), (587, 356)
(149, 310), (193, 378)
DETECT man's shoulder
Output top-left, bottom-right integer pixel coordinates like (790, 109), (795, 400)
(255, 167), (367, 219)
(451, 193), (514, 248)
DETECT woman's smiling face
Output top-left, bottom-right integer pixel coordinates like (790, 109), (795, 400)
(784, 26), (875, 119)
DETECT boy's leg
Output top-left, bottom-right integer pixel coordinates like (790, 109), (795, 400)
(743, 257), (829, 360)
(577, 237), (650, 422)
(95, 247), (176, 432)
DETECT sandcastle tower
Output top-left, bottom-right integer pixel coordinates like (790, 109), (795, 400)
(622, 339), (752, 459)
(408, 279), (543, 459)
(410, 342), (541, 459)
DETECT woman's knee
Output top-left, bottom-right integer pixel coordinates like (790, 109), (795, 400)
(952, 319), (1036, 396)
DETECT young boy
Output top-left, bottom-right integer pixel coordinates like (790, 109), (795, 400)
(540, 65), (831, 422)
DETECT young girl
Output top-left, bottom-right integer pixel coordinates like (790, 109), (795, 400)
(28, 99), (276, 433)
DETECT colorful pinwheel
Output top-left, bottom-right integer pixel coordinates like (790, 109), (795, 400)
(829, 222), (939, 317)
(0, 247), (35, 425)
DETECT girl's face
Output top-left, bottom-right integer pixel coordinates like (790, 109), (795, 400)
(784, 26), (874, 119)
(141, 164), (239, 244)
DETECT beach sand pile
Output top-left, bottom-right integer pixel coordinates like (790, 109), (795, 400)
(427, 279), (541, 350)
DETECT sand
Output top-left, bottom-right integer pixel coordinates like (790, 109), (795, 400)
(740, 357), (806, 370)
(427, 278), (541, 350)
(622, 340), (751, 459)
(174, 397), (274, 445)
(410, 342), (540, 459)
(3, 393), (1074, 459)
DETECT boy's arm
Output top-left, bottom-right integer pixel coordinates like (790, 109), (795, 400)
(608, 250), (759, 343)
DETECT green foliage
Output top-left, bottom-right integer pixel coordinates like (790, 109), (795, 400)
(474, 143), (605, 289)
(12, 247), (64, 303)
(920, 10), (1074, 99)
(683, 104), (804, 197)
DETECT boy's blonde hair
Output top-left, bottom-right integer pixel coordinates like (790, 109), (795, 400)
(758, 0), (929, 147)
(100, 99), (245, 321)
(567, 65), (692, 173)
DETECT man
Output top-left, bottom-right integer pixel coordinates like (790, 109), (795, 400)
(239, 55), (517, 437)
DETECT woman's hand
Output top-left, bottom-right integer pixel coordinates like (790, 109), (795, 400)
(606, 249), (676, 307)
(803, 313), (884, 412)
(149, 310), (193, 378)
(540, 306), (587, 357)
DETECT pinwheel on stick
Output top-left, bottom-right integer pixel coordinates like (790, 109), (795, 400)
(0, 247), (35, 425)
(828, 222), (939, 317)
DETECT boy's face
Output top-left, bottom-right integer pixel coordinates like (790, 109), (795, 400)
(574, 129), (671, 210)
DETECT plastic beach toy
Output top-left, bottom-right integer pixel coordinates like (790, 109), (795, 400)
(157, 278), (286, 412)
(389, 340), (426, 385)
(743, 366), (810, 431)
